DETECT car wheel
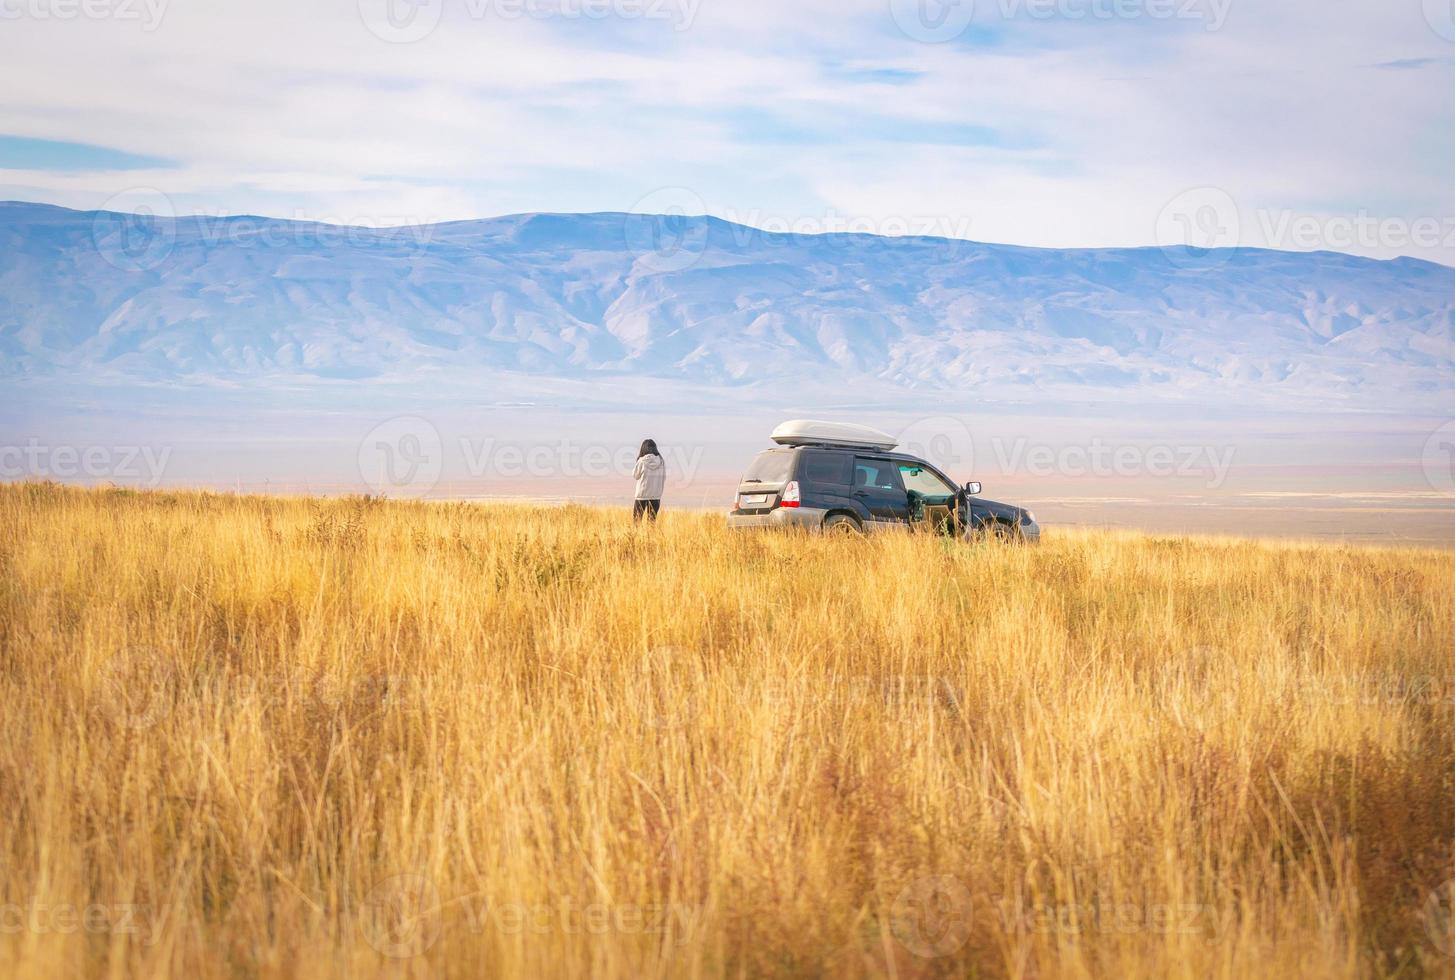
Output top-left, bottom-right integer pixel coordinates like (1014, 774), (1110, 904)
(977, 520), (1020, 543)
(822, 513), (863, 536)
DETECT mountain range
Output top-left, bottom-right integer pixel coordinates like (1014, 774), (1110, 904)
(2, 201), (1452, 410)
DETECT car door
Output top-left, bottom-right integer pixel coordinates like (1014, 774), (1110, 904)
(851, 457), (909, 527)
(798, 449), (856, 511)
(898, 461), (959, 532)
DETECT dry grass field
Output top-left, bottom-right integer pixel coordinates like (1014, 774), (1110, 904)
(2, 482), (1455, 979)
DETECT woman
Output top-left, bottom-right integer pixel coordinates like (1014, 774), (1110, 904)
(633, 439), (666, 523)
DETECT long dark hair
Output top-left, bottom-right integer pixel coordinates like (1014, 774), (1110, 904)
(638, 439), (660, 459)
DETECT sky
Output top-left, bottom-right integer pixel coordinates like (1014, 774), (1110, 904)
(0, 0), (1453, 265)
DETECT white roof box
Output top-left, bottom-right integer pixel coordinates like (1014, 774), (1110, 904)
(770, 419), (898, 451)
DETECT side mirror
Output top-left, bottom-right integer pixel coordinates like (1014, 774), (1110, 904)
(964, 482), (982, 496)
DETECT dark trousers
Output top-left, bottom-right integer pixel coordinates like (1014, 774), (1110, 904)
(633, 499), (661, 523)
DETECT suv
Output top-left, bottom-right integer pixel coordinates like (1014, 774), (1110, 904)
(725, 421), (1040, 542)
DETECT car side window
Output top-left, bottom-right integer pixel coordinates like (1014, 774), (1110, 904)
(900, 464), (955, 497)
(853, 458), (905, 492)
(801, 450), (852, 486)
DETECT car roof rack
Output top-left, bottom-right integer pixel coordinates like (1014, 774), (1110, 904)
(770, 420), (898, 451)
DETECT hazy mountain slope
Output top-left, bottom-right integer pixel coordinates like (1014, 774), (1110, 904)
(2, 202), (1452, 408)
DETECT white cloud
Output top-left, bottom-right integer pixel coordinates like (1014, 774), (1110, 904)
(0, 0), (1450, 263)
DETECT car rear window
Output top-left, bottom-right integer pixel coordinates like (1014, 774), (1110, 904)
(800, 450), (852, 487)
(742, 450), (794, 484)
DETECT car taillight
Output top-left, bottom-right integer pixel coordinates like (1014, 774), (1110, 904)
(779, 481), (801, 508)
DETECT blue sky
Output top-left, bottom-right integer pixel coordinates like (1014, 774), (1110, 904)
(0, 136), (174, 171)
(0, 0), (1452, 264)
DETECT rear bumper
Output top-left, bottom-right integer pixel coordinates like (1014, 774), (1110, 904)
(726, 506), (827, 531)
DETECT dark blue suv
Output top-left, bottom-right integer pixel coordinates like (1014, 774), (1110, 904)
(726, 443), (1040, 542)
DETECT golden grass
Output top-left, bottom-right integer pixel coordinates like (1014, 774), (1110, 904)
(2, 482), (1455, 978)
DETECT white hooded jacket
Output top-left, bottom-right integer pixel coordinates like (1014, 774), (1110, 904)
(633, 453), (666, 501)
